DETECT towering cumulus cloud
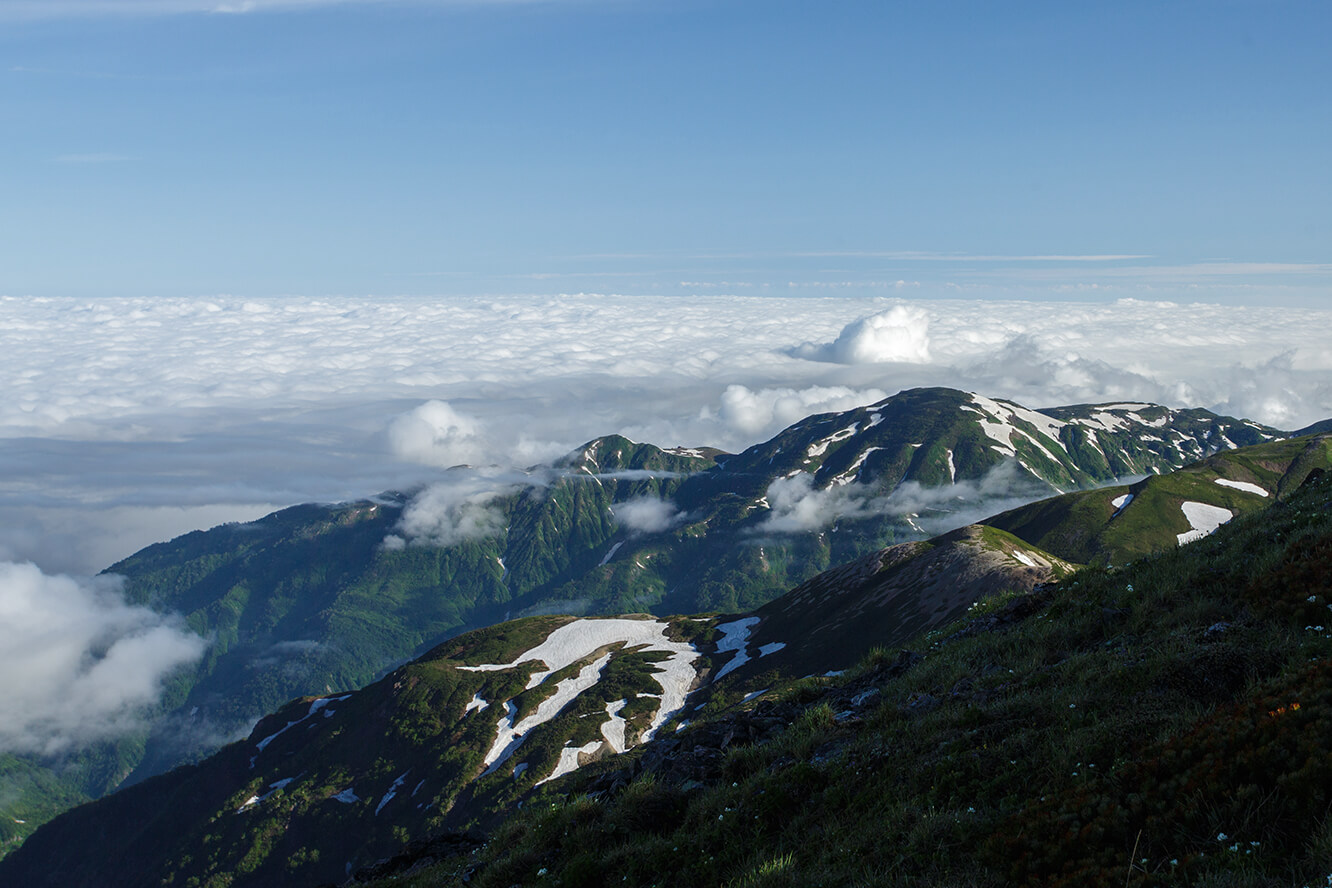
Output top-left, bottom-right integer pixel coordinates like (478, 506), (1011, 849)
(0, 562), (207, 756)
(387, 400), (486, 468)
(795, 305), (932, 364)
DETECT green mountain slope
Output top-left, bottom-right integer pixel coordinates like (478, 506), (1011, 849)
(985, 434), (1332, 565)
(345, 469), (1332, 888)
(0, 530), (1067, 887)
(726, 524), (1073, 680)
(0, 388), (1291, 850)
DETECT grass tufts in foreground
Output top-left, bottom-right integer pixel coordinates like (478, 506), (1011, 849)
(359, 470), (1332, 888)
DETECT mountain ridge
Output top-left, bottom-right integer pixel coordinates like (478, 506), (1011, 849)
(0, 386), (1305, 854)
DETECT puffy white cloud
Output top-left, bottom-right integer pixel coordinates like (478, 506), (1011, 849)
(711, 384), (890, 438)
(387, 400), (486, 468)
(794, 305), (932, 364)
(0, 562), (207, 756)
(613, 496), (684, 535)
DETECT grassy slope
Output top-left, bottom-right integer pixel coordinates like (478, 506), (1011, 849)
(0, 404), (1301, 856)
(734, 525), (1073, 680)
(372, 468), (1332, 888)
(986, 434), (1332, 566)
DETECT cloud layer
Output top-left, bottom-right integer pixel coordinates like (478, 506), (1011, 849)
(0, 562), (207, 755)
(3, 294), (1332, 573)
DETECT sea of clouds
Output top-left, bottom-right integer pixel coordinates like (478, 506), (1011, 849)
(5, 293), (1331, 575)
(2, 292), (1330, 755)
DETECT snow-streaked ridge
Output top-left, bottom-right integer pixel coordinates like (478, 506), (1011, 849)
(460, 617), (703, 779)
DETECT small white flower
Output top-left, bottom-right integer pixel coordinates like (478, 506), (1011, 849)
(1217, 832), (1228, 841)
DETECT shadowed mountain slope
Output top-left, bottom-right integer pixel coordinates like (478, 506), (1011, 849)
(0, 388), (1292, 852)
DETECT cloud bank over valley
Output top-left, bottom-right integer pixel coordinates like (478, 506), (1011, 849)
(3, 293), (1331, 575)
(0, 562), (207, 756)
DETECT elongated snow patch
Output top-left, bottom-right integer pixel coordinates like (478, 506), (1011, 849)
(375, 771), (409, 816)
(1177, 502), (1233, 545)
(1214, 478), (1268, 497)
(1111, 493), (1133, 511)
(537, 740), (602, 786)
(460, 618), (702, 774)
(601, 699), (629, 753)
(251, 693), (352, 765)
(478, 654), (611, 776)
(712, 617), (759, 680)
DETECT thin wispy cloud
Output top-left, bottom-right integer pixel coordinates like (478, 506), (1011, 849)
(791, 251), (1155, 262)
(0, 0), (542, 20)
(51, 153), (131, 164)
(972, 261), (1332, 284)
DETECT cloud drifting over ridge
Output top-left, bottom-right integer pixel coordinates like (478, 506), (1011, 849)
(0, 562), (207, 755)
(3, 293), (1332, 573)
(613, 496), (685, 535)
(757, 462), (1051, 538)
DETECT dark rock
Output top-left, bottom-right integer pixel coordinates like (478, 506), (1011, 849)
(851, 688), (881, 708)
(902, 692), (939, 716)
(337, 831), (485, 885)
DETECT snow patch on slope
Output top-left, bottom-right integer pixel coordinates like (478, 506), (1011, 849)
(478, 653), (611, 776)
(375, 771), (409, 816)
(712, 617), (760, 680)
(830, 446), (883, 486)
(537, 741), (603, 786)
(251, 694), (352, 765)
(807, 424), (859, 458)
(601, 699), (629, 753)
(1214, 478), (1268, 497)
(1177, 502), (1233, 545)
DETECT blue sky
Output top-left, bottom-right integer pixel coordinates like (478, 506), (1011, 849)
(1, 0), (1329, 302)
